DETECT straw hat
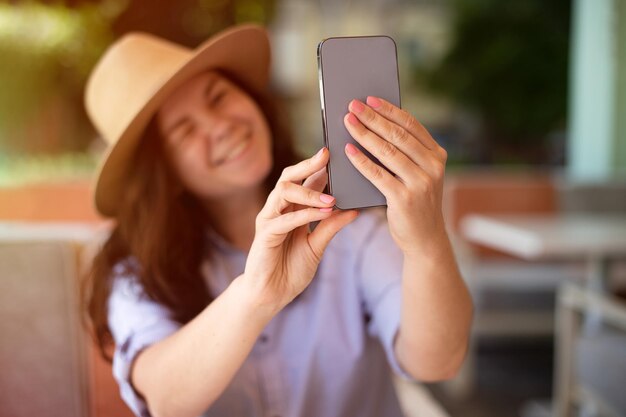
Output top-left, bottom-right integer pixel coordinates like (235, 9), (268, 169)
(85, 24), (271, 217)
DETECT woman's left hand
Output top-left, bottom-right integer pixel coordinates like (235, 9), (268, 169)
(343, 96), (448, 255)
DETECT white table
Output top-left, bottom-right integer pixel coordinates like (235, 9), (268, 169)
(460, 213), (626, 416)
(460, 213), (626, 290)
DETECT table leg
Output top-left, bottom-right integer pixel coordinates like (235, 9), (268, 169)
(583, 256), (609, 333)
(553, 285), (583, 417)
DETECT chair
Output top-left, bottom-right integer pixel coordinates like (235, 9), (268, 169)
(554, 283), (626, 417)
(0, 223), (134, 417)
(0, 240), (90, 417)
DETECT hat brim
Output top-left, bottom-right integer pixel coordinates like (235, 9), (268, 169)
(93, 24), (271, 217)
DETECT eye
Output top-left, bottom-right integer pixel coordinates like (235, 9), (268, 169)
(210, 91), (226, 106)
(174, 125), (194, 143)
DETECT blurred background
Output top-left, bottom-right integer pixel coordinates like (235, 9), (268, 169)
(1, 1), (625, 417)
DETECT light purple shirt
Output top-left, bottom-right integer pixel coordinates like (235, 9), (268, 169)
(108, 207), (416, 417)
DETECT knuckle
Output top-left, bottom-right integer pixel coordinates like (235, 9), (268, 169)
(433, 161), (445, 180)
(400, 110), (416, 128)
(379, 141), (397, 158)
(276, 180), (289, 193)
(362, 108), (376, 122)
(439, 147), (448, 162)
(389, 125), (409, 145)
(280, 167), (291, 179)
(370, 166), (385, 182)
(405, 114), (420, 133)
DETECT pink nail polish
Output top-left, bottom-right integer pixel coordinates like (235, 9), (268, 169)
(345, 143), (359, 155)
(351, 99), (365, 113)
(320, 207), (333, 212)
(366, 96), (382, 108)
(320, 193), (335, 204)
(347, 113), (359, 126)
(315, 147), (325, 158)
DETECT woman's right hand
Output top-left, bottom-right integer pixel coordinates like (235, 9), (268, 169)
(243, 147), (359, 312)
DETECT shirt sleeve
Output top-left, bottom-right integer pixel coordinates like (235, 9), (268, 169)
(354, 209), (418, 382)
(107, 263), (182, 417)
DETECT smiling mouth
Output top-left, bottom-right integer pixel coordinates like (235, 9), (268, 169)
(213, 132), (252, 166)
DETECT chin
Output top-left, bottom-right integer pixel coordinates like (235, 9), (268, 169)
(242, 151), (273, 187)
(217, 137), (270, 185)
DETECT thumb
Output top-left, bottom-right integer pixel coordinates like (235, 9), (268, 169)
(307, 209), (359, 257)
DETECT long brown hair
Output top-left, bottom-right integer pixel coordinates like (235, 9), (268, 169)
(83, 72), (301, 361)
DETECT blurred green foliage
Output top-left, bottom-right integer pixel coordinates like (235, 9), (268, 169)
(424, 0), (570, 159)
(183, 0), (275, 37)
(0, 0), (275, 184)
(0, 1), (120, 155)
(0, 151), (97, 186)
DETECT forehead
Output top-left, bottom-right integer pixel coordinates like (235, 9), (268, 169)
(157, 70), (228, 123)
(167, 70), (223, 102)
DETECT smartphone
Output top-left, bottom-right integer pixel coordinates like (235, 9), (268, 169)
(317, 35), (401, 210)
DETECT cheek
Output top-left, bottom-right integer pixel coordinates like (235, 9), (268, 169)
(169, 146), (208, 188)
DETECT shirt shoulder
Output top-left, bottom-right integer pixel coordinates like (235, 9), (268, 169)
(107, 256), (178, 344)
(109, 256), (150, 303)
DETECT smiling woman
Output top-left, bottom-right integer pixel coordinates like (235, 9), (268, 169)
(155, 71), (274, 200)
(82, 23), (472, 417)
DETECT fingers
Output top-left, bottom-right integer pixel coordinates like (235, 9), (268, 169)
(364, 96), (447, 161)
(260, 181), (335, 219)
(307, 209), (359, 257)
(259, 148), (333, 220)
(348, 99), (434, 168)
(264, 207), (337, 236)
(343, 141), (402, 199)
(345, 99), (447, 184)
(296, 166), (329, 212)
(301, 166), (328, 193)
(344, 111), (419, 181)
(278, 147), (329, 183)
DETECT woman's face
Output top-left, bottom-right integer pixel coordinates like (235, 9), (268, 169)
(156, 70), (273, 200)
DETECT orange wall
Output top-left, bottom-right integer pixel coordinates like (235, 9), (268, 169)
(0, 181), (103, 222)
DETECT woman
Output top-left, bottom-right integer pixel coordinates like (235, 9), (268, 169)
(83, 24), (473, 417)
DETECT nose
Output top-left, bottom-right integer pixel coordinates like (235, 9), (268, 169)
(195, 109), (233, 145)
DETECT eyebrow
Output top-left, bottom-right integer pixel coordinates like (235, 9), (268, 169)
(165, 77), (219, 137)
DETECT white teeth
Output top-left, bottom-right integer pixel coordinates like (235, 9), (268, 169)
(220, 139), (249, 164)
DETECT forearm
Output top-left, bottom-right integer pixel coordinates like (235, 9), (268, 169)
(396, 232), (473, 381)
(132, 274), (278, 417)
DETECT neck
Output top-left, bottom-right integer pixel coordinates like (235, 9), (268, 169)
(202, 184), (267, 252)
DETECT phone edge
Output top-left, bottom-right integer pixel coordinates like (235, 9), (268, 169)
(317, 39), (335, 201)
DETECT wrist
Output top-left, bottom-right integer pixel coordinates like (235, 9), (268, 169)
(401, 228), (452, 262)
(232, 273), (283, 319)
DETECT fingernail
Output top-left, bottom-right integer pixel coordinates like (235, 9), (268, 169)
(319, 193), (335, 204)
(366, 96), (382, 108)
(315, 147), (325, 158)
(347, 113), (359, 126)
(350, 99), (365, 113)
(345, 143), (359, 155)
(320, 207), (333, 212)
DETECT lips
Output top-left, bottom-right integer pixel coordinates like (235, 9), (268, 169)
(213, 130), (252, 166)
